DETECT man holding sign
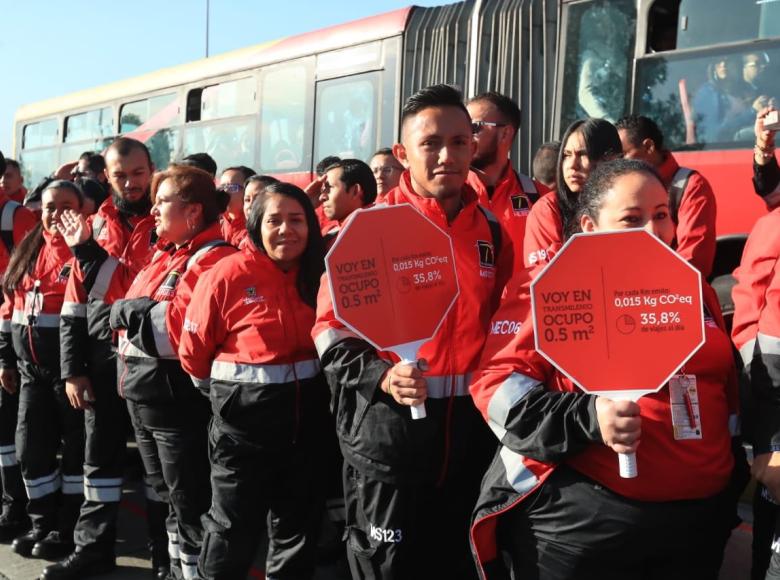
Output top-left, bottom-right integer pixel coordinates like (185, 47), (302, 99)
(313, 84), (512, 580)
(468, 159), (741, 580)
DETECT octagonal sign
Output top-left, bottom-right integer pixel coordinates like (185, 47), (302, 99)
(530, 229), (704, 401)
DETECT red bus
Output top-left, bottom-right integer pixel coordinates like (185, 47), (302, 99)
(13, 0), (779, 285)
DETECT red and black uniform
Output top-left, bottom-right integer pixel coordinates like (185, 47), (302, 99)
(0, 232), (84, 543)
(469, 273), (740, 579)
(219, 210), (245, 247)
(467, 164), (546, 274)
(59, 197), (167, 562)
(732, 207), (780, 578)
(180, 242), (330, 579)
(105, 223), (234, 580)
(522, 191), (562, 268)
(312, 171), (512, 580)
(0, 195), (37, 529)
(657, 152), (717, 278)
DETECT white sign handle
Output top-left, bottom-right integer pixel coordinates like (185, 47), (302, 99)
(619, 452), (637, 478)
(399, 355), (426, 420)
(393, 342), (427, 420)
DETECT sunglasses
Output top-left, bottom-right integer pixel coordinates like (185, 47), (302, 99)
(471, 121), (507, 134)
(219, 183), (243, 194)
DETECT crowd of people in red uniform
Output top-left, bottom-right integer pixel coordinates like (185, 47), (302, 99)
(0, 83), (777, 580)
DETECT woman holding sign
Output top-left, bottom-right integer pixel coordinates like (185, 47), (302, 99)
(179, 182), (330, 579)
(470, 159), (741, 579)
(523, 118), (622, 267)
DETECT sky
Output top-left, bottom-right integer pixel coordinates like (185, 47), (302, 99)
(1, 0), (452, 157)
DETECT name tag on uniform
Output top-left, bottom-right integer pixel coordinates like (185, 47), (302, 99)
(669, 374), (702, 440)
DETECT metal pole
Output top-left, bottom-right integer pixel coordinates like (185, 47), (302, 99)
(205, 0), (210, 58)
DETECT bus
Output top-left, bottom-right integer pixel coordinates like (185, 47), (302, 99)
(13, 0), (780, 286)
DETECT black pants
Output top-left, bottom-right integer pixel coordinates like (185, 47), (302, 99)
(127, 390), (211, 580)
(199, 379), (328, 580)
(73, 358), (168, 557)
(343, 462), (482, 580)
(0, 385), (26, 518)
(16, 361), (84, 534)
(497, 465), (735, 580)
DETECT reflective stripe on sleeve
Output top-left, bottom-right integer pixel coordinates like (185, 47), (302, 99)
(12, 310), (60, 328)
(499, 446), (540, 495)
(150, 301), (176, 358)
(190, 375), (209, 391)
(486, 372), (541, 440)
(88, 257), (120, 301)
(425, 374), (471, 398)
(0, 320), (10, 333)
(758, 332), (780, 356)
(739, 338), (756, 367)
(118, 335), (154, 360)
(61, 301), (87, 318)
(313, 327), (359, 357)
(211, 359), (321, 384)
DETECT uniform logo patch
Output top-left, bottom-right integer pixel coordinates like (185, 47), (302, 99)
(511, 194), (531, 214)
(477, 240), (495, 268)
(57, 264), (72, 284)
(155, 271), (181, 299)
(244, 286), (265, 305)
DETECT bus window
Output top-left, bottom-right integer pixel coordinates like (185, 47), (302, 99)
(19, 148), (57, 187)
(314, 73), (378, 163)
(558, 0), (636, 128)
(183, 119), (255, 173)
(677, 0), (780, 50)
(120, 93), (176, 133)
(22, 118), (58, 149)
(259, 64), (307, 172)
(65, 107), (113, 143)
(635, 45), (780, 150)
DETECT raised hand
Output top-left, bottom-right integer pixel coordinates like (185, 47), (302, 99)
(56, 209), (91, 247)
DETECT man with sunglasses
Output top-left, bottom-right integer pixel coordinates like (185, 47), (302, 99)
(467, 92), (547, 274)
(218, 165), (255, 245)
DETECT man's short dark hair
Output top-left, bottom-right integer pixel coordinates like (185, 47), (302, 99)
(316, 156), (341, 176)
(181, 153), (218, 177)
(107, 138), (153, 168)
(222, 165), (256, 182)
(4, 158), (20, 172)
(615, 114), (665, 151)
(326, 159), (377, 206)
(245, 174), (280, 189)
(468, 91), (522, 132)
(401, 84), (470, 128)
(532, 142), (560, 187)
(371, 148), (394, 158)
(86, 154), (106, 175)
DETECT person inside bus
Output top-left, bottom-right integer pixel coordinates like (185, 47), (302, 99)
(466, 91), (546, 274)
(532, 142), (560, 191)
(179, 182), (329, 579)
(369, 148), (404, 202)
(692, 57), (741, 144)
(731, 53), (777, 141)
(523, 118), (622, 267)
(753, 106), (779, 208)
(217, 165), (255, 246)
(470, 158), (742, 580)
(1, 159), (28, 204)
(319, 158), (377, 247)
(0, 180), (87, 562)
(616, 114), (717, 277)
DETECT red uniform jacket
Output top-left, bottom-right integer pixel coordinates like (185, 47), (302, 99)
(0, 232), (73, 372)
(658, 153), (717, 278)
(732, 207), (780, 453)
(522, 191), (562, 267)
(468, 273), (737, 578)
(467, 164), (548, 274)
(60, 198), (160, 379)
(219, 211), (246, 247)
(108, 224), (236, 402)
(312, 171), (513, 484)
(0, 195), (38, 275)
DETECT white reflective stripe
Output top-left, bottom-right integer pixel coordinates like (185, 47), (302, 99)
(314, 327), (359, 357)
(729, 414), (740, 436)
(758, 332), (780, 356)
(89, 257), (120, 301)
(487, 373), (541, 440)
(190, 375), (209, 390)
(24, 471), (61, 499)
(0, 320), (11, 333)
(1, 201), (20, 233)
(118, 334), (154, 360)
(499, 446), (539, 495)
(85, 477), (123, 502)
(150, 301), (176, 359)
(0, 444), (17, 467)
(425, 374), (471, 398)
(61, 301), (87, 318)
(740, 338), (756, 366)
(181, 561), (198, 580)
(211, 359), (320, 384)
(62, 474), (84, 495)
(168, 531), (180, 560)
(12, 309), (60, 328)
(145, 481), (163, 502)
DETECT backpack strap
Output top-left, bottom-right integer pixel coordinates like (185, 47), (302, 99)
(515, 171), (540, 204)
(0, 201), (21, 254)
(669, 167), (694, 225)
(476, 205), (502, 261)
(185, 240), (229, 272)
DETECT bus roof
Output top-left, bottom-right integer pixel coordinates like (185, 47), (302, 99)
(15, 6), (411, 124)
